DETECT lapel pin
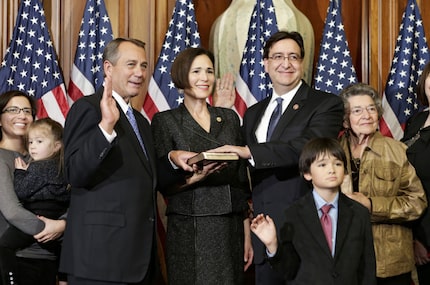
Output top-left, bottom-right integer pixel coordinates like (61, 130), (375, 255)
(216, 117), (222, 122)
(293, 104), (299, 110)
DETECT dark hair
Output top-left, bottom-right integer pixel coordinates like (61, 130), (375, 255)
(263, 31), (305, 59)
(416, 62), (430, 107)
(170, 47), (215, 90)
(102, 38), (146, 75)
(299, 137), (347, 176)
(339, 83), (383, 122)
(27, 117), (64, 176)
(0, 90), (37, 141)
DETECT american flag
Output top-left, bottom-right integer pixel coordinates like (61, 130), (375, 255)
(142, 0), (200, 121)
(234, 0), (279, 117)
(313, 0), (357, 95)
(380, 0), (430, 140)
(0, 0), (69, 125)
(68, 0), (114, 103)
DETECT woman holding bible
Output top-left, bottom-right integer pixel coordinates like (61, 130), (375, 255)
(151, 47), (253, 285)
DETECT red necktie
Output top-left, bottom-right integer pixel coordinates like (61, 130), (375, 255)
(320, 204), (333, 252)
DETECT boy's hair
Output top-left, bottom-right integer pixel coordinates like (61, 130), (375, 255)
(26, 117), (64, 176)
(299, 137), (347, 176)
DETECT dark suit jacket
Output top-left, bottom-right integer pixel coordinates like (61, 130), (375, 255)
(269, 192), (376, 285)
(403, 110), (430, 248)
(59, 89), (182, 283)
(243, 81), (344, 263)
(151, 103), (250, 216)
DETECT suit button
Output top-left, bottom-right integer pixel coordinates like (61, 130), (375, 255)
(149, 217), (155, 222)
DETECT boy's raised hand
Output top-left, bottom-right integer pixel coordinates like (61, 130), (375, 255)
(251, 214), (278, 254)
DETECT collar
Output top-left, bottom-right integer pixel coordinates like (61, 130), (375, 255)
(112, 90), (131, 114)
(270, 80), (303, 104)
(313, 189), (339, 210)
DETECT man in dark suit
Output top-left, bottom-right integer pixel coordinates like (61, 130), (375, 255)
(212, 31), (344, 284)
(251, 137), (376, 285)
(59, 38), (196, 285)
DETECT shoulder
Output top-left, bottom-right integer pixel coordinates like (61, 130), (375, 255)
(72, 91), (101, 108)
(152, 108), (178, 124)
(372, 132), (407, 152)
(244, 97), (270, 116)
(285, 192), (314, 214)
(339, 192), (370, 215)
(66, 92), (101, 122)
(309, 89), (342, 104)
(404, 110), (428, 139)
(28, 159), (57, 170)
(0, 149), (16, 171)
(0, 148), (15, 161)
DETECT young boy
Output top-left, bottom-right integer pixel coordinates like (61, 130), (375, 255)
(251, 137), (376, 285)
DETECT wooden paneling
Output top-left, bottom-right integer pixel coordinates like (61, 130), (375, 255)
(293, 0), (363, 81)
(194, 0), (231, 50)
(2, 0), (430, 103)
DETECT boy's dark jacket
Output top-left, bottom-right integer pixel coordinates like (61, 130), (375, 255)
(269, 191), (376, 285)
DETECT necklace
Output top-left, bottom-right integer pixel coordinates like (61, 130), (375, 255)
(404, 129), (421, 148)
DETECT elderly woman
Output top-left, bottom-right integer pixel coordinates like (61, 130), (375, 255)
(338, 83), (427, 285)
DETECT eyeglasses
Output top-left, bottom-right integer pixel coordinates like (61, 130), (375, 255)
(2, 106), (33, 116)
(349, 105), (378, 116)
(267, 53), (302, 63)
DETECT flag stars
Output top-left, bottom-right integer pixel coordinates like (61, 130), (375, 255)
(28, 29), (36, 37)
(176, 96), (184, 106)
(33, 61), (41, 69)
(20, 70), (28, 78)
(17, 83), (26, 91)
(159, 65), (168, 74)
(168, 81), (175, 90)
(330, 57), (338, 65)
(173, 45), (181, 54)
(91, 65), (100, 74)
(258, 83), (266, 91)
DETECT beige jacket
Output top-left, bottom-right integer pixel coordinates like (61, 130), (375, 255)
(340, 131), (427, 278)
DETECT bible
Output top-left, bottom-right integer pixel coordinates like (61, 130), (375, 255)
(187, 152), (239, 165)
